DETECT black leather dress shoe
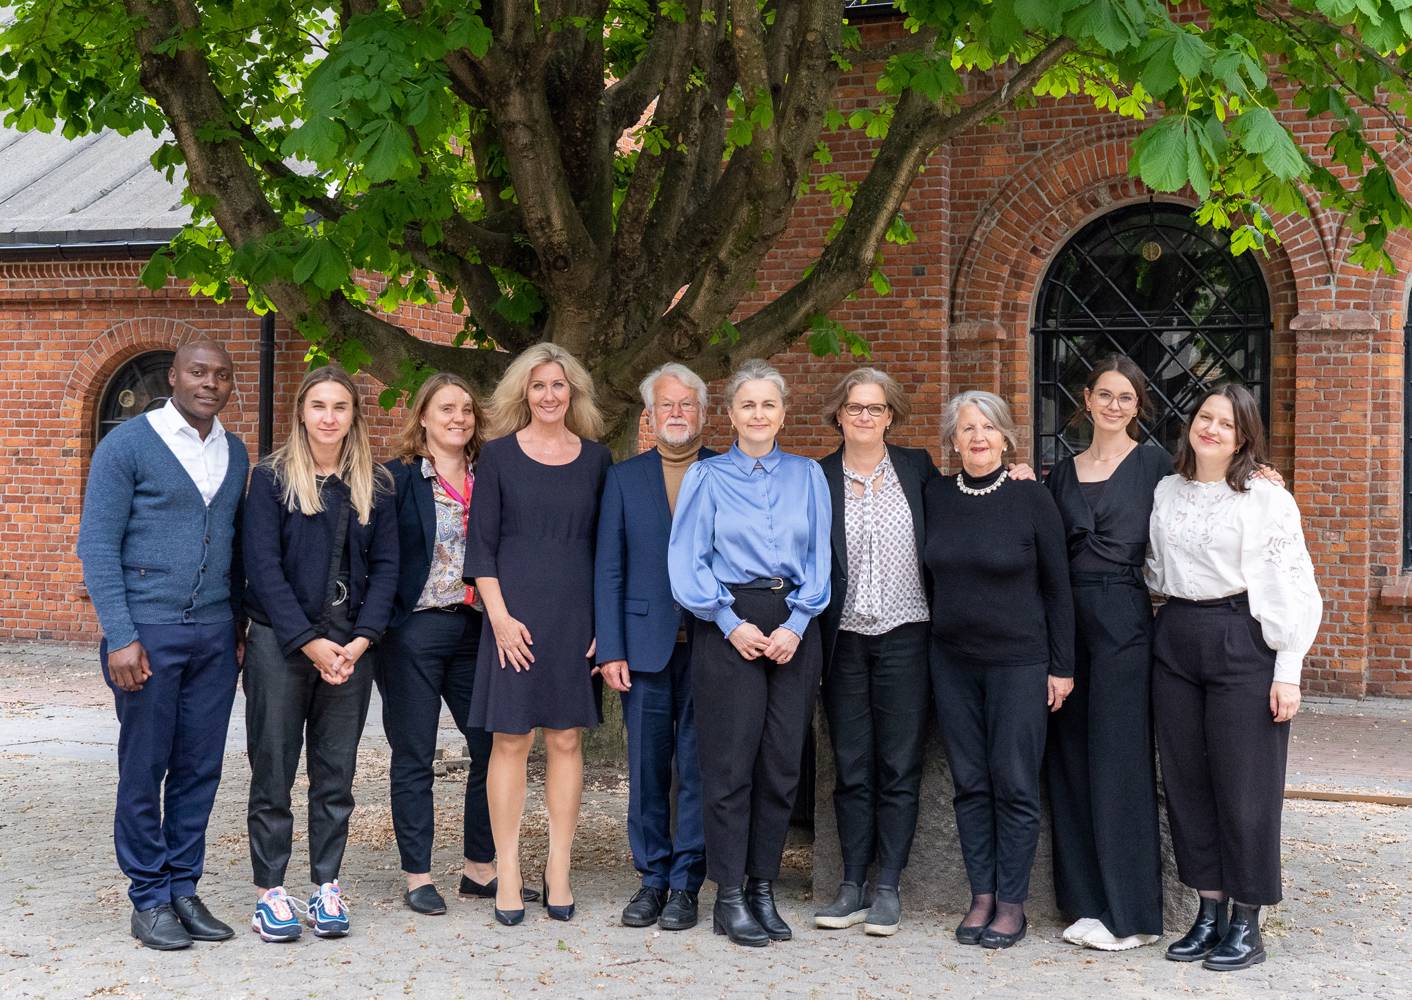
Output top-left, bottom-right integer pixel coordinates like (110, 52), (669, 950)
(170, 895), (233, 941)
(658, 890), (699, 931)
(744, 878), (792, 941)
(712, 885), (769, 947)
(460, 874), (540, 902)
(621, 886), (667, 927)
(1166, 897), (1229, 962)
(404, 884), (447, 915)
(1202, 904), (1265, 972)
(131, 904), (193, 951)
(979, 915), (1027, 949)
(542, 878), (575, 922)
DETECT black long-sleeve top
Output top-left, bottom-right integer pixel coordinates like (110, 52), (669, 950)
(923, 466), (1075, 676)
(1045, 444), (1173, 571)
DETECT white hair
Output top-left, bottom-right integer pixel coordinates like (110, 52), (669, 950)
(723, 359), (787, 408)
(639, 363), (708, 411)
(940, 390), (1018, 451)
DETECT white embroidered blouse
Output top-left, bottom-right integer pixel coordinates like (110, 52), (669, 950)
(1144, 475), (1322, 686)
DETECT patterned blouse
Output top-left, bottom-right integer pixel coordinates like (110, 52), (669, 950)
(838, 453), (930, 635)
(413, 457), (477, 611)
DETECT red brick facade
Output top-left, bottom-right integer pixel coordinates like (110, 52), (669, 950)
(3, 22), (1409, 697)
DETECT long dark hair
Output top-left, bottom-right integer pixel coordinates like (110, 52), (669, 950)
(1172, 384), (1268, 492)
(1077, 354), (1152, 441)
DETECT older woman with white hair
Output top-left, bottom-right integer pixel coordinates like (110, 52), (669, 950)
(924, 390), (1075, 950)
(668, 359), (831, 948)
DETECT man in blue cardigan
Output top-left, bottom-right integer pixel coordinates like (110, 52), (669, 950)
(594, 364), (715, 931)
(77, 341), (249, 951)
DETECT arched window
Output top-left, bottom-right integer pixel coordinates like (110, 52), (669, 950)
(1032, 203), (1271, 468)
(96, 351), (174, 444)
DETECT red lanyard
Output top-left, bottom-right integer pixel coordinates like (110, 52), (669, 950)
(436, 469), (476, 605)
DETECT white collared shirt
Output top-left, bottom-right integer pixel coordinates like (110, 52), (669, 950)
(147, 399), (230, 505)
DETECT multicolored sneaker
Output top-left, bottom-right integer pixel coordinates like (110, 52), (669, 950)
(251, 887), (303, 942)
(307, 881), (350, 938)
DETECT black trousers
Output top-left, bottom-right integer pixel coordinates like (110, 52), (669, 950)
(932, 642), (1049, 904)
(692, 587), (823, 886)
(1152, 595), (1289, 906)
(378, 606), (493, 873)
(823, 621), (930, 879)
(1045, 571), (1162, 936)
(244, 621), (376, 887)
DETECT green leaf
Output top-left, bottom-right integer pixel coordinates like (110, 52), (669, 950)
(1130, 116), (1189, 191)
(1171, 32), (1210, 79)
(356, 120), (416, 182)
(292, 239), (350, 294)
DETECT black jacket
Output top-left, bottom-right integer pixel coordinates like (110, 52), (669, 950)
(242, 463), (400, 656)
(385, 456), (448, 629)
(818, 443), (937, 666)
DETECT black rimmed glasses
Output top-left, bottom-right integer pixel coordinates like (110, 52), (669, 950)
(842, 403), (890, 418)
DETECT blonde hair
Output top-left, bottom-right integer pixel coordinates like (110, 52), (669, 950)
(394, 372), (485, 466)
(265, 365), (391, 524)
(486, 342), (604, 440)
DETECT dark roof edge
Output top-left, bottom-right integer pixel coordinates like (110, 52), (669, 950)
(0, 227), (179, 248)
(0, 235), (170, 261)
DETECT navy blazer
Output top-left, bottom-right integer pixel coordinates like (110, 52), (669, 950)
(818, 443), (937, 665)
(384, 457), (445, 629)
(594, 446), (716, 673)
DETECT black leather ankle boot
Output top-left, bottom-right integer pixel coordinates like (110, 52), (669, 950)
(1203, 903), (1266, 972)
(1165, 896), (1228, 962)
(712, 884), (769, 947)
(745, 877), (792, 941)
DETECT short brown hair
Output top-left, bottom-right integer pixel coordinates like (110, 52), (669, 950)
(821, 367), (911, 434)
(1079, 355), (1152, 441)
(394, 372), (485, 466)
(1173, 384), (1267, 492)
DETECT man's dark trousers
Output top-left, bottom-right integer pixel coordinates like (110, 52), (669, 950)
(622, 640), (705, 892)
(103, 621), (238, 910)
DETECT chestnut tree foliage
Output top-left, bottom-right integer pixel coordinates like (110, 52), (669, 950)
(5, 1), (1412, 446)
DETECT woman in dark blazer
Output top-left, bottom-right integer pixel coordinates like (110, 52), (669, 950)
(378, 372), (521, 916)
(813, 368), (936, 938)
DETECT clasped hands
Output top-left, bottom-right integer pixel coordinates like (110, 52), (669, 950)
(301, 636), (370, 685)
(728, 622), (800, 664)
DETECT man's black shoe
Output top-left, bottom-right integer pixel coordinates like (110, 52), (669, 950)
(658, 890), (699, 931)
(131, 904), (193, 951)
(621, 885), (667, 927)
(170, 895), (234, 941)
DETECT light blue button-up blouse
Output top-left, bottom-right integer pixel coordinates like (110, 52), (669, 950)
(668, 444), (832, 638)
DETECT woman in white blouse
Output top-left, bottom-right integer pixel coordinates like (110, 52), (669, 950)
(1145, 384), (1321, 974)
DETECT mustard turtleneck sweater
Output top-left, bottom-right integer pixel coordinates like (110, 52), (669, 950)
(658, 436), (703, 515)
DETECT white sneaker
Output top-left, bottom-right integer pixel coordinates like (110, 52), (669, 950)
(1062, 917), (1103, 945)
(1082, 924), (1160, 951)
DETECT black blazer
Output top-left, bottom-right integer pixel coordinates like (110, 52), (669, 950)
(385, 457), (444, 629)
(818, 443), (938, 665)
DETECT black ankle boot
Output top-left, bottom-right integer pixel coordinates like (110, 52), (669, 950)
(712, 885), (769, 947)
(1166, 896), (1228, 962)
(745, 877), (792, 941)
(1203, 904), (1266, 972)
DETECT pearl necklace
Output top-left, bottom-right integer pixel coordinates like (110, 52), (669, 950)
(956, 468), (1007, 496)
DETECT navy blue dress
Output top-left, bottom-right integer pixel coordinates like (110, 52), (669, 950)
(464, 434), (611, 734)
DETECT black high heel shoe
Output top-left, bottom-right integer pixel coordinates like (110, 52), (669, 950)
(542, 877), (575, 922)
(493, 878), (526, 926)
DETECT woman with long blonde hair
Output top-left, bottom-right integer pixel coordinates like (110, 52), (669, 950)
(242, 365), (399, 942)
(463, 342), (612, 925)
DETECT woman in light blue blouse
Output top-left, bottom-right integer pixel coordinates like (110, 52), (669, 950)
(668, 358), (831, 948)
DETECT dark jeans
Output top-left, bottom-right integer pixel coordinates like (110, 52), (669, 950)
(622, 641), (706, 892)
(1153, 596), (1289, 906)
(823, 621), (930, 879)
(1046, 571), (1163, 937)
(692, 587), (823, 886)
(104, 621), (238, 910)
(244, 621), (375, 888)
(931, 641), (1049, 904)
(378, 606), (493, 872)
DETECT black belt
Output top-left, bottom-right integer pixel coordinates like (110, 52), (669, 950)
(1167, 592), (1249, 610)
(730, 576), (796, 593)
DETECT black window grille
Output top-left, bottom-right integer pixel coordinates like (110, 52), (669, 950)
(96, 351), (174, 444)
(1033, 203), (1271, 470)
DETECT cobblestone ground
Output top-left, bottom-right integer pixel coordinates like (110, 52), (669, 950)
(1, 644), (1408, 1000)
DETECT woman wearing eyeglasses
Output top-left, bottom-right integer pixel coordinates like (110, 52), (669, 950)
(812, 368), (936, 938)
(1043, 357), (1170, 952)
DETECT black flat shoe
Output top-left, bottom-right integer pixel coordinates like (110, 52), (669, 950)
(712, 885), (769, 947)
(1202, 904), (1266, 972)
(744, 878), (791, 941)
(404, 884), (447, 915)
(1167, 896), (1229, 962)
(171, 895), (234, 941)
(658, 889), (699, 931)
(621, 885), (666, 927)
(459, 874), (539, 902)
(979, 915), (1027, 949)
(493, 905), (525, 926)
(131, 903), (193, 951)
(954, 920), (986, 946)
(541, 878), (575, 922)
